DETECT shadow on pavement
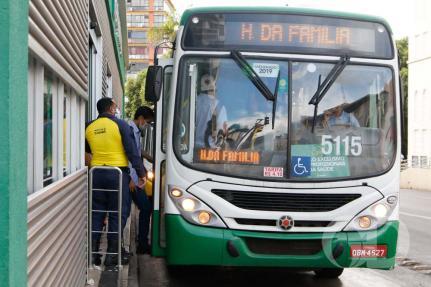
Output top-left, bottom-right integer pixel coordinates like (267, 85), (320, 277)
(163, 266), (344, 287)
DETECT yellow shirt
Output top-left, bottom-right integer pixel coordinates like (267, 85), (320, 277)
(86, 117), (129, 167)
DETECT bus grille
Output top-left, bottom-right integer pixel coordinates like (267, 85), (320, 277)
(234, 218), (332, 228)
(244, 238), (323, 255)
(212, 189), (361, 212)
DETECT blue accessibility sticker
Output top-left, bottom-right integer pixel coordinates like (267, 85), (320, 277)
(291, 156), (311, 177)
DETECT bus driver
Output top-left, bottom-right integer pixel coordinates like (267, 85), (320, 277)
(322, 103), (360, 128)
(195, 74), (228, 149)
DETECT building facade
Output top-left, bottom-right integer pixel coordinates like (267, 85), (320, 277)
(127, 0), (175, 74)
(0, 0), (128, 286)
(401, 0), (431, 190)
(408, 0), (431, 168)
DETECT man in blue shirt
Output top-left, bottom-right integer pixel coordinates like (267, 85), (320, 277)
(128, 106), (154, 254)
(323, 104), (360, 128)
(195, 74), (228, 148)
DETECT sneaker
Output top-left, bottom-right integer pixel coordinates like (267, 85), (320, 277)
(121, 248), (131, 265)
(92, 254), (102, 267)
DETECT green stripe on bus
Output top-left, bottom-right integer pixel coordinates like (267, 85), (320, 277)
(165, 214), (398, 269)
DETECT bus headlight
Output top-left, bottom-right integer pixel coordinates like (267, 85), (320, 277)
(181, 198), (196, 212)
(198, 211), (211, 224)
(168, 186), (226, 228)
(344, 195), (398, 231)
(372, 203), (388, 218)
(358, 216), (372, 228)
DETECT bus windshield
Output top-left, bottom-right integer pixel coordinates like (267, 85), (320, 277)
(173, 56), (396, 181)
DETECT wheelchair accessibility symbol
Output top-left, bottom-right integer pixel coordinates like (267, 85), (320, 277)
(291, 156), (311, 177)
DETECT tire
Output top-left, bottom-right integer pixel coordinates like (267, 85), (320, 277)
(314, 268), (344, 278)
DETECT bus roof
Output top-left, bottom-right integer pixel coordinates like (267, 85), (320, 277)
(179, 6), (392, 34)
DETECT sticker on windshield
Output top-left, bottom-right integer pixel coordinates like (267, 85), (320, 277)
(252, 63), (280, 78)
(263, 167), (284, 177)
(291, 144), (350, 178)
(291, 156), (311, 177)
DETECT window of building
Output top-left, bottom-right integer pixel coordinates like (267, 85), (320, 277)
(63, 88), (71, 176)
(154, 0), (164, 10)
(43, 75), (54, 186)
(128, 0), (149, 10)
(127, 14), (149, 27)
(412, 156), (419, 168)
(129, 47), (149, 59)
(27, 57), (87, 194)
(154, 15), (165, 27)
(128, 30), (147, 39)
(420, 156), (428, 168)
(128, 30), (148, 43)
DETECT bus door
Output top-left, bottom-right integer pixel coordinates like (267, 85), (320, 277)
(145, 58), (173, 256)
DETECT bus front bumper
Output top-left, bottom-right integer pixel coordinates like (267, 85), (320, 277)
(165, 214), (398, 269)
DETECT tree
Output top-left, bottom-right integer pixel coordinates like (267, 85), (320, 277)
(396, 37), (408, 156)
(148, 14), (179, 58)
(148, 14), (178, 43)
(124, 69), (149, 119)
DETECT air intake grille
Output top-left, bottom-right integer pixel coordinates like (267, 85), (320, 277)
(244, 238), (323, 255)
(234, 218), (332, 228)
(212, 190), (361, 212)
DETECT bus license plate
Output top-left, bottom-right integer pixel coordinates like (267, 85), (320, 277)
(350, 245), (387, 258)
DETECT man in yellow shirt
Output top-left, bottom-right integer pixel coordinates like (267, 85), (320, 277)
(86, 98), (146, 268)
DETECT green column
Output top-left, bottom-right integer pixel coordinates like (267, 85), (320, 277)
(0, 0), (29, 286)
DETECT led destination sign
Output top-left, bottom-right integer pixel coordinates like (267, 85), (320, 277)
(198, 149), (260, 165)
(234, 23), (366, 51)
(183, 13), (393, 58)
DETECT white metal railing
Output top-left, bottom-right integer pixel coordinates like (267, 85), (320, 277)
(88, 166), (123, 286)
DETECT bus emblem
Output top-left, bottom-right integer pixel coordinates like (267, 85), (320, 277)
(277, 215), (294, 230)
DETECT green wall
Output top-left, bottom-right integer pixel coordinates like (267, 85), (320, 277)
(0, 0), (29, 286)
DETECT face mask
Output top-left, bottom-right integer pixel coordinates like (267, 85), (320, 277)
(114, 108), (121, 118)
(139, 122), (147, 131)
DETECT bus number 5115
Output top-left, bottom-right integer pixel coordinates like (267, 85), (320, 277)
(321, 135), (362, 156)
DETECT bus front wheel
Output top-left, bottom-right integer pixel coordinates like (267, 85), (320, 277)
(313, 268), (344, 278)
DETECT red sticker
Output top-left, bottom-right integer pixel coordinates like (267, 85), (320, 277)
(263, 167), (284, 177)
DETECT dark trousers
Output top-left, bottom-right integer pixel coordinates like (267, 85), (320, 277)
(91, 168), (131, 242)
(131, 188), (153, 248)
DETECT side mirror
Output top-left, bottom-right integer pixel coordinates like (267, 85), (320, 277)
(145, 66), (163, 102)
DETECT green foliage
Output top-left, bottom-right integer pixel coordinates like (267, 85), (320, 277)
(124, 69), (149, 119)
(397, 37), (408, 97)
(148, 14), (179, 45)
(396, 37), (408, 156)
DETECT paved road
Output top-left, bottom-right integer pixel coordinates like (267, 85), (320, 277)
(398, 189), (431, 266)
(137, 257), (431, 287)
(134, 189), (431, 287)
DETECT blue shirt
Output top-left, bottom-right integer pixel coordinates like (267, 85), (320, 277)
(195, 94), (227, 148)
(128, 120), (142, 185)
(327, 111), (360, 128)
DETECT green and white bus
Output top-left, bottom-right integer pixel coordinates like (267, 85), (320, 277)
(144, 7), (402, 278)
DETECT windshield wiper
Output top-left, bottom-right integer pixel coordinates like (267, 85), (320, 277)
(272, 70), (281, 129)
(230, 50), (275, 102)
(308, 55), (350, 133)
